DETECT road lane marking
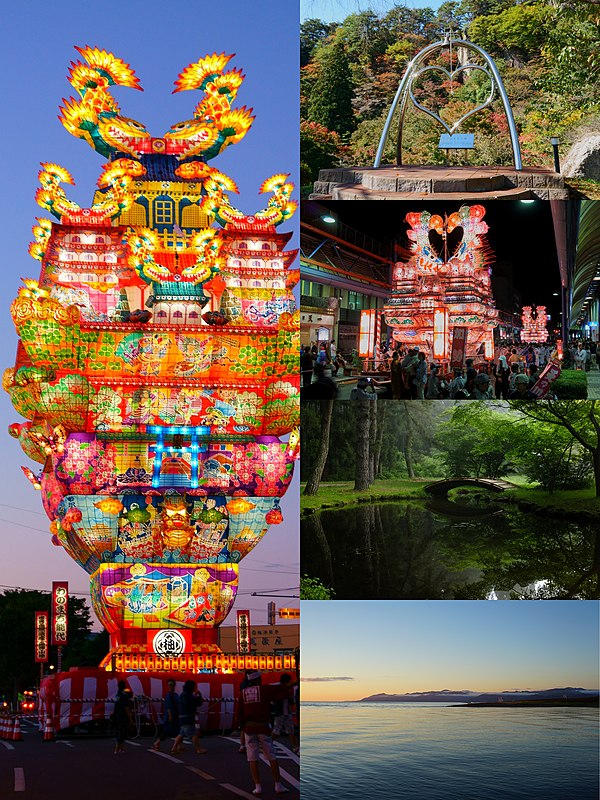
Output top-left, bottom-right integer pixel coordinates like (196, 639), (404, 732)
(148, 750), (183, 763)
(0, 741), (15, 750)
(258, 756), (299, 791)
(273, 743), (299, 763)
(219, 784), (258, 800)
(14, 768), (25, 792)
(186, 766), (216, 780)
(57, 741), (74, 747)
(126, 740), (141, 747)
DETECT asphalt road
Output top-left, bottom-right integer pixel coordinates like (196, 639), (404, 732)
(0, 717), (299, 800)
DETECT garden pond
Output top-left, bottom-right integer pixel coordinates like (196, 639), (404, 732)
(300, 493), (600, 599)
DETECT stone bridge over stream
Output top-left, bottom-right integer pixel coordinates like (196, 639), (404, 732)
(424, 478), (517, 496)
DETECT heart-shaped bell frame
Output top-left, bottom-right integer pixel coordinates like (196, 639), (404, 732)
(374, 35), (522, 170)
(409, 64), (495, 136)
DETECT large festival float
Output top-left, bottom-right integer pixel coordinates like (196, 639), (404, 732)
(4, 47), (299, 734)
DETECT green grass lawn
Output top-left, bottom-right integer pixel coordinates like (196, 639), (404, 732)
(300, 478), (429, 511)
(502, 485), (600, 515)
(301, 475), (600, 516)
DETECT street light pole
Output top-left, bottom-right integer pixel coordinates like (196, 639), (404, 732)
(550, 138), (560, 173)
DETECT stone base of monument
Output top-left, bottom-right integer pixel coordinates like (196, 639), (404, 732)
(310, 165), (571, 201)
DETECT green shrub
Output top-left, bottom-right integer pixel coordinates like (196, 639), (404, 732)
(300, 575), (335, 600)
(553, 369), (588, 399)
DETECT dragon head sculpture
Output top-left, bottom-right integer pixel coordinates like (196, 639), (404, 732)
(59, 46), (151, 158)
(59, 47), (255, 163)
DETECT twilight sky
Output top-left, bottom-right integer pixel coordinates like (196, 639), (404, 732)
(0, 0), (299, 627)
(301, 601), (600, 701)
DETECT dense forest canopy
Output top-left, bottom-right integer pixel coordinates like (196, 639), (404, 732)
(300, 1), (600, 184)
(301, 400), (598, 494)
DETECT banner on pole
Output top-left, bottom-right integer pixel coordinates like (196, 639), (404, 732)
(51, 581), (68, 646)
(236, 610), (251, 654)
(450, 327), (468, 368)
(35, 611), (48, 663)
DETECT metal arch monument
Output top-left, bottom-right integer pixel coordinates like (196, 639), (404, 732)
(310, 31), (570, 200)
(4, 47), (299, 732)
(374, 32), (523, 171)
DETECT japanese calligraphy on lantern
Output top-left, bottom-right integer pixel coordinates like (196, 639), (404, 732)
(35, 611), (49, 662)
(51, 581), (68, 646)
(237, 609), (251, 654)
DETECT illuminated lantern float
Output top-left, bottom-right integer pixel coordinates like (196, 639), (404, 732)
(383, 205), (497, 361)
(5, 49), (299, 699)
(520, 305), (548, 343)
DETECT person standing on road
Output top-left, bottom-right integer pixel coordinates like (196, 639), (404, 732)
(239, 671), (251, 754)
(271, 673), (299, 754)
(171, 680), (207, 754)
(153, 678), (180, 753)
(113, 680), (133, 754)
(236, 670), (290, 795)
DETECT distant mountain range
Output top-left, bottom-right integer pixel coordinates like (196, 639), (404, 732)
(357, 688), (599, 703)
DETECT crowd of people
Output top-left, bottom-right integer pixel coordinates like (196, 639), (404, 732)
(113, 672), (298, 795)
(300, 336), (597, 401)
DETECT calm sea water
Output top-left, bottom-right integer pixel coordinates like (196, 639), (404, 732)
(301, 702), (600, 800)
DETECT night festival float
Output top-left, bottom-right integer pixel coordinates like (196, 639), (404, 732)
(520, 305), (549, 344)
(382, 205), (497, 361)
(4, 48), (299, 732)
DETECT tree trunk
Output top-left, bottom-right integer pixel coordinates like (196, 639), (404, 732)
(373, 402), (387, 479)
(354, 401), (372, 491)
(593, 449), (600, 497)
(304, 399), (335, 496)
(403, 401), (415, 478)
(368, 401), (378, 485)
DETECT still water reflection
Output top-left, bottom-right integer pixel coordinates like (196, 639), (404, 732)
(301, 703), (600, 800)
(301, 501), (599, 599)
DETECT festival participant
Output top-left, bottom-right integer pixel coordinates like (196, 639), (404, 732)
(301, 363), (338, 399)
(448, 368), (467, 399)
(575, 344), (587, 370)
(425, 364), (441, 399)
(472, 372), (494, 400)
(414, 351), (428, 400)
(390, 351), (403, 399)
(508, 348), (520, 366)
(171, 680), (206, 754)
(153, 679), (180, 753)
(300, 346), (314, 388)
(528, 363), (539, 387)
(236, 670), (290, 795)
(496, 355), (510, 399)
(508, 373), (536, 400)
(350, 376), (377, 401)
(401, 348), (419, 398)
(271, 673), (298, 754)
(113, 680), (133, 754)
(465, 358), (477, 396)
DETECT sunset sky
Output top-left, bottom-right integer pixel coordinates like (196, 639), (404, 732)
(301, 601), (600, 701)
(0, 0), (299, 626)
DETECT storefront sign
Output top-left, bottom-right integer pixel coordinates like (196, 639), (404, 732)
(278, 608), (300, 619)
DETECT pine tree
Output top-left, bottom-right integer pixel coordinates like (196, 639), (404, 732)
(307, 40), (355, 139)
